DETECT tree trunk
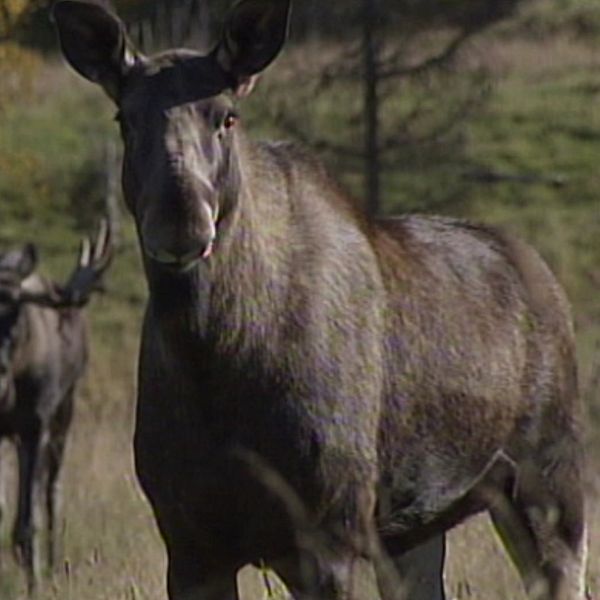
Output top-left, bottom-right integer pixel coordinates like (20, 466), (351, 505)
(191, 0), (212, 52)
(104, 139), (122, 249)
(363, 0), (381, 217)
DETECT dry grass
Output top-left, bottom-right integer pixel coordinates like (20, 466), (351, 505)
(0, 334), (596, 599)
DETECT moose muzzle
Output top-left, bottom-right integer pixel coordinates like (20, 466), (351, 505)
(142, 197), (218, 271)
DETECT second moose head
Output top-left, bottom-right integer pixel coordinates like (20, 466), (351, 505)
(54, 0), (291, 272)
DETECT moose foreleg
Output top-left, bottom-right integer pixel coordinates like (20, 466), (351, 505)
(0, 440), (6, 545)
(13, 425), (49, 594)
(166, 546), (240, 600)
(375, 535), (446, 600)
(487, 460), (588, 600)
(274, 549), (383, 600)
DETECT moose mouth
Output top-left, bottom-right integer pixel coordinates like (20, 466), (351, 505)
(147, 243), (214, 272)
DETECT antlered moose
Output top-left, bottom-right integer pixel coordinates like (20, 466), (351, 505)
(54, 2), (587, 599)
(0, 223), (112, 591)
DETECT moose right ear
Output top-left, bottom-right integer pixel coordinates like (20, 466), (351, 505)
(216, 0), (291, 97)
(53, 1), (136, 101)
(18, 244), (38, 280)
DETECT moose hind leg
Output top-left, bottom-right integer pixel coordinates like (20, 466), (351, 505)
(45, 434), (66, 570)
(487, 452), (587, 600)
(46, 391), (74, 570)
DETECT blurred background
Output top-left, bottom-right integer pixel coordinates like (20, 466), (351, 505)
(0, 0), (598, 598)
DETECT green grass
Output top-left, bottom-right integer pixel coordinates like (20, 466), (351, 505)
(513, 0), (600, 39)
(462, 51), (600, 428)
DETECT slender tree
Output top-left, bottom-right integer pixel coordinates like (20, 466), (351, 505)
(363, 0), (381, 215)
(262, 0), (528, 216)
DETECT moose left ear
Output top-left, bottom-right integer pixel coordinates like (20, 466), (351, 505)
(216, 0), (291, 97)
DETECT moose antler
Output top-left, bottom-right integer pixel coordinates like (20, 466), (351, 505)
(18, 220), (113, 309)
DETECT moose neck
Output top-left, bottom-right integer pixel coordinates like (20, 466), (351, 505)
(145, 131), (291, 358)
(10, 304), (37, 378)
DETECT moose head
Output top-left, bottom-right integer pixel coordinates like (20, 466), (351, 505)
(0, 245), (38, 409)
(0, 223), (112, 410)
(54, 0), (291, 272)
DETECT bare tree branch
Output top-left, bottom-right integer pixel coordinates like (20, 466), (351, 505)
(378, 28), (475, 80)
(271, 107), (364, 160)
(311, 43), (364, 92)
(462, 169), (568, 188)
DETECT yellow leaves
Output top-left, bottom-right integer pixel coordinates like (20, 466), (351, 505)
(0, 148), (41, 174)
(0, 42), (41, 111)
(0, 0), (43, 38)
(4, 0), (29, 15)
(0, 0), (44, 110)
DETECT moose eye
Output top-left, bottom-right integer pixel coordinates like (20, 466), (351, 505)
(223, 112), (238, 130)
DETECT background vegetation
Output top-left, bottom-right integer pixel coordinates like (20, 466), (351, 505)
(0, 0), (598, 598)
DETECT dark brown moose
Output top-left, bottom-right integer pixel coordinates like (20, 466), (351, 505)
(0, 222), (112, 592)
(54, 2), (587, 599)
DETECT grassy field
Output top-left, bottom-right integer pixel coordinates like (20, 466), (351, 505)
(0, 6), (599, 600)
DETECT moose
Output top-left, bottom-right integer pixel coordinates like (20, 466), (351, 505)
(0, 222), (112, 591)
(54, 1), (587, 599)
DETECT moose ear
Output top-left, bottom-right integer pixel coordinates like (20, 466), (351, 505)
(216, 0), (291, 97)
(53, 1), (136, 101)
(1, 244), (38, 280)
